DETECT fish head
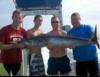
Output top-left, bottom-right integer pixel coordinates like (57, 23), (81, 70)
(17, 34), (47, 47)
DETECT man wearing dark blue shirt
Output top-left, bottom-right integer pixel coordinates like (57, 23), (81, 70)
(68, 12), (98, 76)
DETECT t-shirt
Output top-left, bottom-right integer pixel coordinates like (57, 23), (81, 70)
(68, 24), (97, 62)
(0, 25), (26, 64)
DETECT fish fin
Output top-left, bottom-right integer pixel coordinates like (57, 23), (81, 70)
(91, 25), (100, 48)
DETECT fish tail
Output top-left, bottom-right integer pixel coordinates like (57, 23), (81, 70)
(91, 25), (100, 48)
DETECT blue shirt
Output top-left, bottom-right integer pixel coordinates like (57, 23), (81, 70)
(68, 24), (97, 62)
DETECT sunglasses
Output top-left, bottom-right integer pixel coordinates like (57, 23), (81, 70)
(52, 21), (59, 23)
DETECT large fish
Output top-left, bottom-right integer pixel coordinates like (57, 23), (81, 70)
(17, 26), (100, 48)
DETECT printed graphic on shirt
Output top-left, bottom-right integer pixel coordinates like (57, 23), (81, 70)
(9, 34), (23, 44)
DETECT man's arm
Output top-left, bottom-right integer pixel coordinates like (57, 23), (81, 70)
(0, 42), (25, 51)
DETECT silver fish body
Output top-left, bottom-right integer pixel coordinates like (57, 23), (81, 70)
(45, 35), (94, 47)
(18, 35), (94, 47)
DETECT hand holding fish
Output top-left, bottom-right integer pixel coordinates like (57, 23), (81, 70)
(13, 43), (28, 49)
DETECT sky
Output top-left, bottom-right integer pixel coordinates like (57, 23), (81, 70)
(0, 0), (100, 33)
(0, 0), (100, 71)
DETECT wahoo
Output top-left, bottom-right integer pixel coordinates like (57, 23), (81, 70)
(17, 26), (100, 48)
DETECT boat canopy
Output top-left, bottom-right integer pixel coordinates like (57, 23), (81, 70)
(14, 0), (63, 25)
(15, 0), (62, 10)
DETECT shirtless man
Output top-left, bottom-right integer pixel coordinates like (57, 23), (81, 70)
(27, 15), (45, 76)
(47, 16), (71, 76)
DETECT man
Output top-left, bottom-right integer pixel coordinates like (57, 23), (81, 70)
(0, 10), (27, 76)
(47, 16), (71, 76)
(27, 15), (45, 76)
(68, 12), (98, 76)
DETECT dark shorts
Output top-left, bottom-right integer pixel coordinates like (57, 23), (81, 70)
(3, 63), (21, 76)
(47, 56), (71, 75)
(76, 59), (98, 76)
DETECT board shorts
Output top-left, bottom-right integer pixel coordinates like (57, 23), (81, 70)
(47, 55), (71, 75)
(29, 53), (45, 76)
